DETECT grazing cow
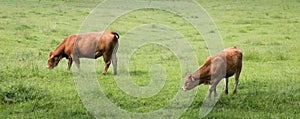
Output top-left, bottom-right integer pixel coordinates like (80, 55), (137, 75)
(181, 46), (242, 98)
(47, 31), (119, 75)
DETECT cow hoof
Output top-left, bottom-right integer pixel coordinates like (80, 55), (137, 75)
(233, 91), (237, 95)
(224, 90), (228, 95)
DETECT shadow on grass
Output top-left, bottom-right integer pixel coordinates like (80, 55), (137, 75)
(129, 70), (148, 76)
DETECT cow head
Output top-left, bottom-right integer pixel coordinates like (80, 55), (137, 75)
(47, 52), (61, 69)
(181, 74), (200, 91)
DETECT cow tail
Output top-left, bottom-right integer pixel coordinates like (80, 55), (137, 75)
(111, 31), (119, 41)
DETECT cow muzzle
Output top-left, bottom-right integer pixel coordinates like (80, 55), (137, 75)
(46, 66), (54, 69)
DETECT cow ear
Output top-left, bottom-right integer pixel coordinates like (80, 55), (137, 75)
(50, 52), (55, 59)
(48, 52), (53, 60)
(187, 74), (191, 78)
(48, 52), (52, 57)
(188, 74), (195, 81)
(48, 52), (56, 61)
(48, 52), (53, 57)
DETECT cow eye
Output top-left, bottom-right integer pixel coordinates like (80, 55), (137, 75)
(49, 59), (54, 62)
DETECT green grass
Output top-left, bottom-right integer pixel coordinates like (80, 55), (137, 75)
(0, 0), (299, 118)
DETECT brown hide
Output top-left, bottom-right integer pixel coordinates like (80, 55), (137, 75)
(47, 31), (119, 75)
(182, 46), (242, 97)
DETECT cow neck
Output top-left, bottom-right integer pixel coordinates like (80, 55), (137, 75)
(195, 75), (201, 85)
(53, 37), (68, 57)
(190, 71), (199, 85)
(197, 57), (212, 85)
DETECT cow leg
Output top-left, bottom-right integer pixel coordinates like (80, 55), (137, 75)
(102, 53), (112, 75)
(233, 71), (241, 94)
(72, 49), (81, 70)
(67, 58), (73, 70)
(73, 57), (80, 69)
(111, 43), (118, 75)
(233, 61), (242, 94)
(208, 85), (213, 99)
(209, 58), (225, 97)
(111, 53), (117, 75)
(213, 84), (218, 97)
(208, 84), (217, 99)
(224, 78), (229, 95)
(208, 77), (223, 98)
(212, 86), (218, 97)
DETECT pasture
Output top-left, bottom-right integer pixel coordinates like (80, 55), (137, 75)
(0, 0), (299, 118)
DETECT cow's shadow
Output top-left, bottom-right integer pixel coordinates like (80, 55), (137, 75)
(129, 70), (149, 76)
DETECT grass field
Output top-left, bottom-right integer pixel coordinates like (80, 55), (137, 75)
(0, 0), (299, 118)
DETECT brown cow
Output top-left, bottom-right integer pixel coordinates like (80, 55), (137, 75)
(47, 31), (119, 75)
(181, 46), (242, 98)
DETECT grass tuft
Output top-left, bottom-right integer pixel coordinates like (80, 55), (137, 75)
(0, 84), (49, 104)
